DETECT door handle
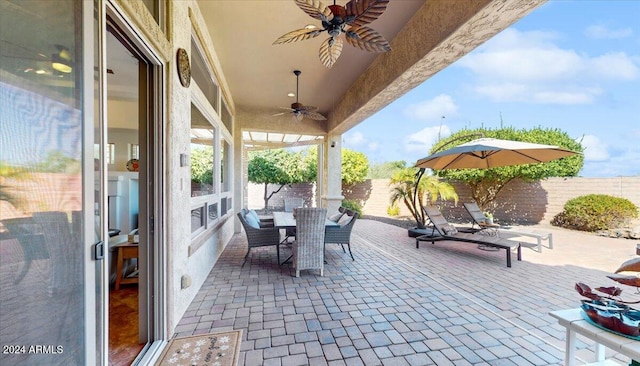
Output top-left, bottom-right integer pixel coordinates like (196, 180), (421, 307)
(94, 240), (105, 260)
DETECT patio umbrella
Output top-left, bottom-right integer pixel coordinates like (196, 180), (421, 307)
(414, 137), (578, 170)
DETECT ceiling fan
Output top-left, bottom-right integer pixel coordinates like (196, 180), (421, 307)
(273, 70), (326, 122)
(273, 0), (391, 68)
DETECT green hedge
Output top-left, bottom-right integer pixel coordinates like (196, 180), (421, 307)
(551, 194), (638, 232)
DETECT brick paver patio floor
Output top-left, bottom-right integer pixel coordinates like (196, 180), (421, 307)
(174, 219), (639, 365)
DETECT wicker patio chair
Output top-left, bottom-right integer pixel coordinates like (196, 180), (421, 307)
(283, 198), (304, 242)
(237, 212), (282, 266)
(324, 210), (358, 261)
(292, 207), (327, 277)
(242, 208), (274, 228)
(33, 211), (82, 291)
(284, 197), (304, 212)
(1, 216), (48, 284)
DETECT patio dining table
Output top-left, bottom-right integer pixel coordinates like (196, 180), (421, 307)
(272, 211), (339, 230)
(272, 211), (339, 265)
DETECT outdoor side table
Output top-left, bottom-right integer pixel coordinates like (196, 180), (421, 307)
(550, 308), (640, 366)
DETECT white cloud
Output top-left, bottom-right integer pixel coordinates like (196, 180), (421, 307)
(459, 29), (582, 82)
(367, 141), (379, 151)
(590, 52), (639, 80)
(457, 28), (639, 104)
(404, 94), (457, 121)
(460, 47), (583, 82)
(475, 83), (601, 104)
(344, 131), (366, 146)
(578, 135), (609, 161)
(405, 125), (452, 153)
(585, 25), (633, 39)
(532, 89), (602, 104)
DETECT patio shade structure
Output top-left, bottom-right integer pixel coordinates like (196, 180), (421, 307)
(414, 137), (579, 170)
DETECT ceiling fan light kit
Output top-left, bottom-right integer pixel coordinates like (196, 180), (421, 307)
(272, 70), (326, 121)
(51, 45), (73, 73)
(273, 0), (391, 68)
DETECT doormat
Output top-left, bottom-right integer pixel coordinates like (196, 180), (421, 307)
(155, 330), (242, 366)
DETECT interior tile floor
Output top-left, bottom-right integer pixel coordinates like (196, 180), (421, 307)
(109, 286), (143, 365)
(174, 219), (639, 365)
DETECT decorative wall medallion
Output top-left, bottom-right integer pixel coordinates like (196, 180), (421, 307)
(126, 159), (139, 172)
(176, 48), (191, 87)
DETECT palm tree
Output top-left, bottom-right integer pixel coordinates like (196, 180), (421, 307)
(389, 168), (458, 229)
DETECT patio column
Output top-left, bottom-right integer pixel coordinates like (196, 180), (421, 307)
(233, 124), (243, 233)
(321, 134), (343, 213)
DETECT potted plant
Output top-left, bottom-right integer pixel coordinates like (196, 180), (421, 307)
(389, 168), (458, 237)
(484, 211), (494, 225)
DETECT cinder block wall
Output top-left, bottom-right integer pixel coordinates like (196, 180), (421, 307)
(248, 177), (640, 225)
(248, 183), (315, 211)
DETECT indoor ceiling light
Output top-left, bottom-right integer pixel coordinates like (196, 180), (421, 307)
(287, 93), (295, 97)
(51, 46), (72, 73)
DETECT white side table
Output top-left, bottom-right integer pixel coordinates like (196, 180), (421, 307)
(550, 308), (640, 366)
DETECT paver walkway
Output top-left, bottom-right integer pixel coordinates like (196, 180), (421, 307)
(174, 219), (640, 365)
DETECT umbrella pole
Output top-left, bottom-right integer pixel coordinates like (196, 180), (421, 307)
(412, 133), (484, 225)
(412, 168), (426, 222)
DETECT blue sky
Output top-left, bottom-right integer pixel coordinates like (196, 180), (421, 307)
(342, 1), (640, 178)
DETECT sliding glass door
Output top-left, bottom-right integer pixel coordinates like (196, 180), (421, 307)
(0, 0), (103, 364)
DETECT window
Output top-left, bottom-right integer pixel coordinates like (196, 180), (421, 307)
(191, 38), (219, 112)
(189, 31), (235, 243)
(129, 144), (139, 160)
(220, 197), (228, 217)
(207, 203), (218, 223)
(141, 0), (164, 27)
(221, 99), (232, 133)
(190, 105), (215, 197)
(220, 137), (231, 192)
(191, 206), (205, 233)
(107, 143), (115, 164)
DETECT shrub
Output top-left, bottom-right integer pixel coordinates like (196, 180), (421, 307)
(387, 204), (400, 217)
(551, 194), (639, 232)
(342, 199), (363, 217)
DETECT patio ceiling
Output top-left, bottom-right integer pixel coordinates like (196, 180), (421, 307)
(242, 131), (324, 150)
(197, 0), (546, 142)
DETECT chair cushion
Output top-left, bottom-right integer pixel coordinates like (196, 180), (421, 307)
(244, 212), (260, 229)
(337, 214), (352, 226)
(328, 211), (344, 223)
(441, 224), (458, 235)
(248, 209), (260, 222)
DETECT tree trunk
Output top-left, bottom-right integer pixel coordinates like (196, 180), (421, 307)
(263, 183), (289, 210)
(263, 183), (269, 209)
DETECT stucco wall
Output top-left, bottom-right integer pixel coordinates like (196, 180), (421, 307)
(129, 0), (237, 334)
(248, 177), (640, 225)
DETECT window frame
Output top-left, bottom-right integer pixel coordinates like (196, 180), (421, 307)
(188, 33), (234, 241)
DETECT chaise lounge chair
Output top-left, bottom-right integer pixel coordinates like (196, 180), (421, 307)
(462, 202), (553, 253)
(418, 206), (522, 267)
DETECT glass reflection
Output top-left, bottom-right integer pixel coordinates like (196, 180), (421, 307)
(0, 0), (85, 364)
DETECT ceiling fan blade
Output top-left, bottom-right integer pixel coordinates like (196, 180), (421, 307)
(298, 105), (318, 112)
(273, 28), (322, 45)
(344, 0), (389, 27)
(293, 112), (304, 122)
(319, 36), (343, 68)
(345, 26), (390, 52)
(294, 0), (333, 21)
(272, 112), (288, 117)
(278, 106), (295, 111)
(303, 110), (327, 121)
